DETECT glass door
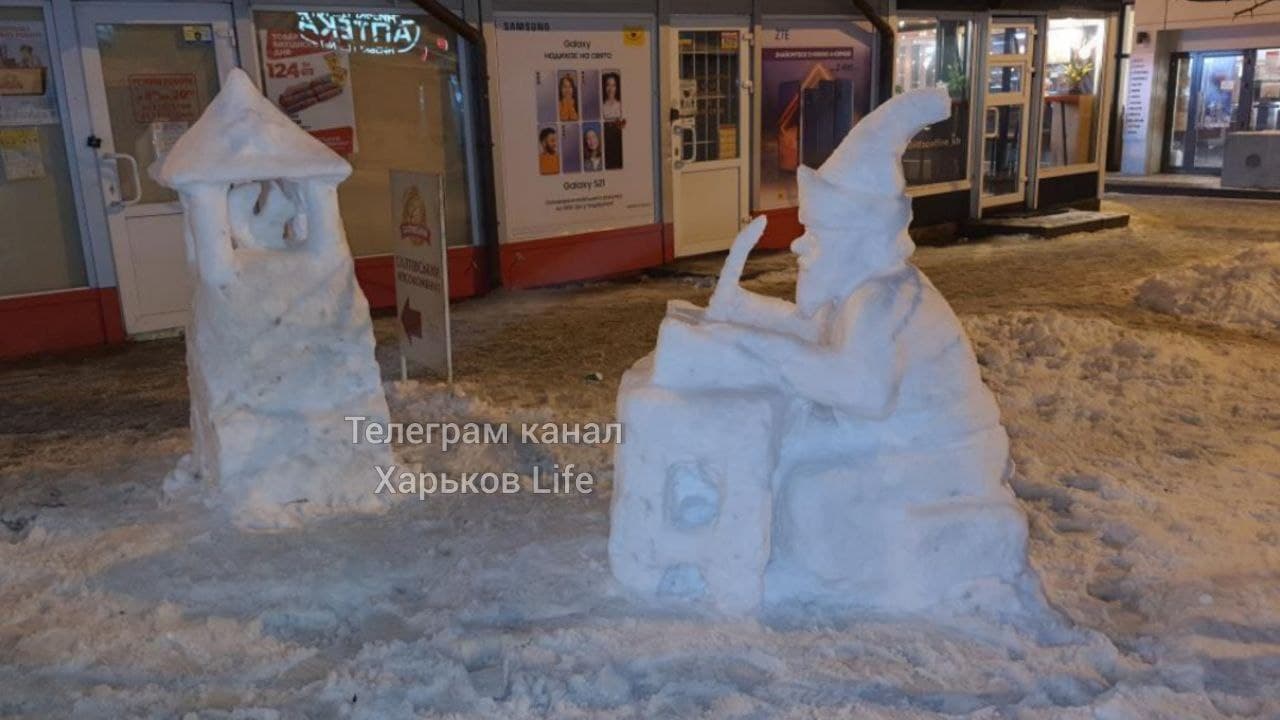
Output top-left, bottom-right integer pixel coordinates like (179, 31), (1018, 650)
(980, 20), (1034, 207)
(75, 3), (236, 335)
(1164, 51), (1246, 173)
(667, 23), (750, 258)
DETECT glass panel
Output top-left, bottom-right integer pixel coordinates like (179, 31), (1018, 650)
(0, 7), (87, 296)
(987, 64), (1023, 94)
(1249, 48), (1280, 130)
(894, 17), (971, 186)
(989, 26), (1028, 56)
(678, 30), (740, 163)
(983, 104), (1022, 196)
(1194, 53), (1244, 169)
(95, 23), (221, 205)
(1041, 17), (1107, 167)
(256, 11), (474, 252)
(1167, 55), (1192, 168)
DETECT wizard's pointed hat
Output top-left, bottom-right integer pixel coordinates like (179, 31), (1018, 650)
(797, 87), (950, 229)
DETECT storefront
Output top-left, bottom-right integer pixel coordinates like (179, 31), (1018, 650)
(2, 0), (1121, 359)
(0, 0), (487, 357)
(481, 0), (885, 283)
(1162, 47), (1280, 173)
(1121, 1), (1280, 177)
(480, 0), (1121, 279)
(894, 2), (1118, 225)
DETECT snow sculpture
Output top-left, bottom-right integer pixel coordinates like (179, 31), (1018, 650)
(156, 69), (390, 530)
(609, 88), (1037, 615)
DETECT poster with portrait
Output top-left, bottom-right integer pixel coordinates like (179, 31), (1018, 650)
(0, 20), (57, 126)
(259, 28), (357, 156)
(758, 23), (874, 211)
(495, 15), (654, 241)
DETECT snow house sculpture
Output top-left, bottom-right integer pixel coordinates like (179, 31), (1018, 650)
(609, 88), (1042, 615)
(156, 69), (391, 530)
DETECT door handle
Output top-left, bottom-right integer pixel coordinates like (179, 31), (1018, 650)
(678, 126), (696, 162)
(672, 122), (696, 165)
(102, 152), (143, 207)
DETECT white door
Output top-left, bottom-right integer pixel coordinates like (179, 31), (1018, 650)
(667, 22), (751, 258)
(980, 20), (1035, 208)
(76, 3), (236, 335)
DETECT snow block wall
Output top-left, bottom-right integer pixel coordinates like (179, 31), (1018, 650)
(157, 69), (391, 530)
(609, 88), (1043, 615)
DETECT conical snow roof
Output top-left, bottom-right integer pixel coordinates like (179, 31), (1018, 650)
(157, 68), (351, 188)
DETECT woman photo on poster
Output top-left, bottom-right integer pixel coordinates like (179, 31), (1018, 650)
(601, 71), (622, 120)
(582, 123), (603, 171)
(558, 71), (579, 121)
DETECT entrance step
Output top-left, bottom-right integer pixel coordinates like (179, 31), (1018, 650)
(963, 209), (1129, 239)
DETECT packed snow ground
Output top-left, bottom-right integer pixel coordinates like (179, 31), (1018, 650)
(1, 195), (1278, 718)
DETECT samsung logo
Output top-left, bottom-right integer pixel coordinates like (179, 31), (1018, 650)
(502, 21), (551, 31)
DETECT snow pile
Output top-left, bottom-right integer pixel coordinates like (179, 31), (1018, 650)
(156, 69), (392, 530)
(4, 188), (1280, 718)
(1, 304), (1278, 717)
(611, 89), (1040, 618)
(1135, 243), (1280, 334)
(965, 309), (1280, 672)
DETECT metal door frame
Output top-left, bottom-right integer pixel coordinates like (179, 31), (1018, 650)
(665, 16), (752, 258)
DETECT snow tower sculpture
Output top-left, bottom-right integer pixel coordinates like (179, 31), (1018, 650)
(609, 88), (1039, 615)
(157, 69), (391, 530)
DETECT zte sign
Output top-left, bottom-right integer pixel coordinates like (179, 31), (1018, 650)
(294, 12), (422, 55)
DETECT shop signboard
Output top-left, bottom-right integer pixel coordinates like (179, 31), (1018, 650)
(494, 14), (656, 241)
(294, 11), (421, 55)
(758, 24), (874, 210)
(0, 20), (57, 126)
(260, 28), (357, 156)
(390, 170), (451, 382)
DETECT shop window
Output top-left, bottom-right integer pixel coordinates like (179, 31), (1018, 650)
(1041, 17), (1107, 169)
(0, 7), (87, 297)
(894, 17), (972, 187)
(254, 11), (476, 254)
(1249, 48), (1280, 131)
(757, 21), (876, 210)
(984, 104), (1024, 196)
(97, 24), (222, 207)
(990, 26), (1029, 56)
(987, 65), (1024, 95)
(678, 31), (740, 163)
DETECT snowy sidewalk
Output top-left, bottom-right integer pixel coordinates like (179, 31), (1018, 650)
(1, 195), (1278, 718)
